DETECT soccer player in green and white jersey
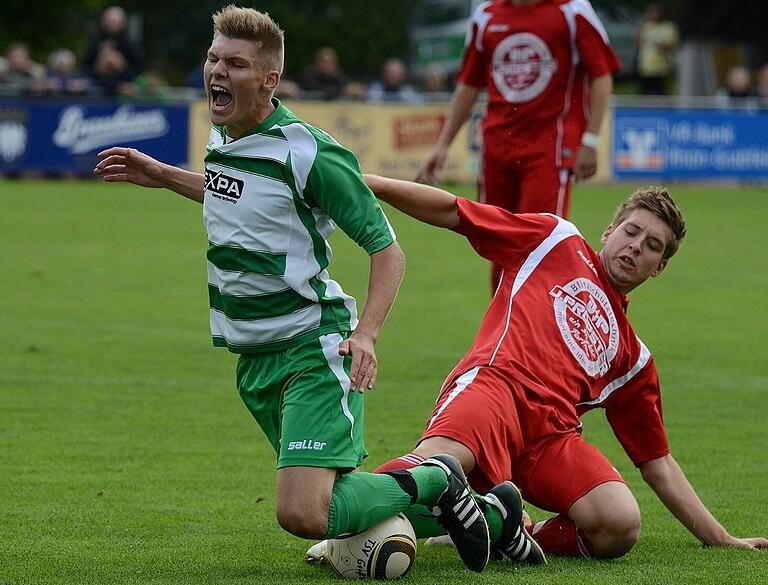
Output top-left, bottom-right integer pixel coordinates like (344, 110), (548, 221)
(95, 5), (492, 573)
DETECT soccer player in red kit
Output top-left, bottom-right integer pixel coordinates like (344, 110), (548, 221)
(416, 0), (621, 290)
(364, 174), (768, 561)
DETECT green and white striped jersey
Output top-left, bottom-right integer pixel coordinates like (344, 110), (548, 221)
(203, 100), (396, 353)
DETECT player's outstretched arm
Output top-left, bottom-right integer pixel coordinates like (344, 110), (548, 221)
(364, 174), (459, 229)
(639, 454), (768, 549)
(94, 147), (205, 204)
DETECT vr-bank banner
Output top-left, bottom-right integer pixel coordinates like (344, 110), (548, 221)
(613, 107), (768, 180)
(0, 100), (189, 173)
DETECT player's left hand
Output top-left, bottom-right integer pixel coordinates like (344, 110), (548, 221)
(722, 536), (768, 550)
(574, 146), (598, 182)
(338, 332), (377, 392)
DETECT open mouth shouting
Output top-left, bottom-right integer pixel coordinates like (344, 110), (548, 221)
(210, 84), (233, 112)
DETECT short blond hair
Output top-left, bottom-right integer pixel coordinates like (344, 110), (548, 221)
(612, 186), (687, 259)
(212, 5), (284, 72)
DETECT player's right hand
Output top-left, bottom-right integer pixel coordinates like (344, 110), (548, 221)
(94, 147), (166, 189)
(415, 146), (448, 184)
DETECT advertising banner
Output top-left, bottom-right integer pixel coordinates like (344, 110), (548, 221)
(0, 100), (189, 174)
(189, 99), (480, 183)
(612, 107), (768, 181)
(280, 101), (480, 183)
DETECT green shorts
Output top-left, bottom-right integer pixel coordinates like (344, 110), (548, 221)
(235, 331), (367, 470)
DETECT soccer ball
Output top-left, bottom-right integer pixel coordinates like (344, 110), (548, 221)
(327, 514), (417, 579)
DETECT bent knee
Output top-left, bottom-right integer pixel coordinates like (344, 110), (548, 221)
(590, 509), (641, 558)
(276, 505), (328, 539)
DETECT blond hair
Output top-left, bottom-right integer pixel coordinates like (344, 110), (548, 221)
(612, 186), (687, 259)
(212, 5), (284, 72)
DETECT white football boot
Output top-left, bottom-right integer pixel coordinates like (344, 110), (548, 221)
(304, 539), (329, 564)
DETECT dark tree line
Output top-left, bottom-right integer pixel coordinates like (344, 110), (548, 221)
(3, 0), (765, 86)
(2, 0), (417, 85)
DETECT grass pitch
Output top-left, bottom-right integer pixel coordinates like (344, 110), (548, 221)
(1, 180), (766, 584)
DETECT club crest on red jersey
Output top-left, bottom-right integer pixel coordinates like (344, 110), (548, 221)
(491, 32), (557, 103)
(550, 278), (618, 377)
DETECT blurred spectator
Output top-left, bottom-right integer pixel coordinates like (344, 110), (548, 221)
(0, 43), (44, 95)
(83, 5), (142, 96)
(128, 68), (171, 101)
(300, 47), (348, 100)
(755, 63), (768, 105)
(715, 65), (754, 106)
(635, 4), (679, 95)
(421, 65), (448, 92)
(276, 77), (301, 100)
(366, 58), (420, 103)
(341, 81), (367, 100)
(37, 48), (91, 96)
(418, 64), (450, 102)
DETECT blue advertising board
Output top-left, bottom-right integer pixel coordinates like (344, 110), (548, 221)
(0, 99), (189, 174)
(612, 107), (768, 181)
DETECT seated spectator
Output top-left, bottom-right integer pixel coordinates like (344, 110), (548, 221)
(755, 63), (768, 106)
(300, 47), (349, 100)
(83, 5), (141, 96)
(715, 65), (755, 106)
(0, 43), (44, 95)
(366, 58), (420, 103)
(341, 81), (367, 100)
(37, 48), (91, 96)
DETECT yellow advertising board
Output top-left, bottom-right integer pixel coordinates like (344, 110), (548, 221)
(189, 100), (613, 183)
(189, 99), (478, 182)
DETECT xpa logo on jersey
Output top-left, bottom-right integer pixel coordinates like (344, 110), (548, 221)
(491, 32), (557, 103)
(550, 278), (619, 377)
(205, 169), (244, 203)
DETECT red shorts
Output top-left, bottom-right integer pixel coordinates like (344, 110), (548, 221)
(420, 365), (624, 513)
(480, 149), (572, 218)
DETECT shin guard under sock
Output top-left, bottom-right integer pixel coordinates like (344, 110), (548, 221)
(324, 472), (412, 539)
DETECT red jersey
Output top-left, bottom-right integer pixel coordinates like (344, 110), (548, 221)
(447, 198), (669, 465)
(458, 0), (621, 165)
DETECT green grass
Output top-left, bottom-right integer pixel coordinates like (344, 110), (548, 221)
(1, 180), (766, 584)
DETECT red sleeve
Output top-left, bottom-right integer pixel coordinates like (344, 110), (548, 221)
(604, 357), (670, 466)
(456, 6), (488, 88)
(451, 198), (563, 267)
(575, 10), (622, 78)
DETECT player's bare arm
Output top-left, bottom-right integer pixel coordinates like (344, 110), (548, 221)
(339, 241), (405, 392)
(574, 74), (613, 182)
(415, 82), (481, 184)
(364, 175), (460, 229)
(94, 147), (205, 203)
(639, 454), (768, 549)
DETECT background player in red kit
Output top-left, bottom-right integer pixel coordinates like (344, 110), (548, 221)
(365, 174), (768, 560)
(416, 0), (621, 290)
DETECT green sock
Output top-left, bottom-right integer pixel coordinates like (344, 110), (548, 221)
(407, 465), (449, 506)
(402, 504), (446, 538)
(324, 472), (412, 539)
(479, 495), (503, 545)
(401, 496), (503, 542)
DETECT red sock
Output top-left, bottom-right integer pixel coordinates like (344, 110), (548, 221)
(373, 453), (425, 473)
(531, 514), (594, 558)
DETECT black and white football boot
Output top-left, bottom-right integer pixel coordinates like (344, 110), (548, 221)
(421, 454), (491, 572)
(482, 481), (547, 565)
